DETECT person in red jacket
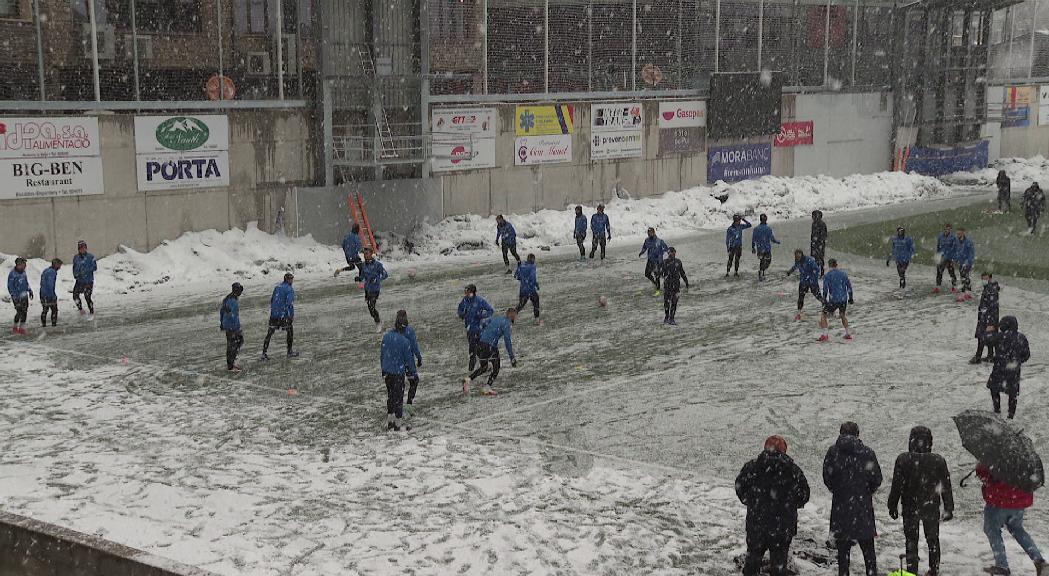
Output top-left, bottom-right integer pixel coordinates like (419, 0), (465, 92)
(979, 464), (1047, 575)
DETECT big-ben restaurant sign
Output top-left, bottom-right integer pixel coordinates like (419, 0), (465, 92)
(0, 117), (104, 200)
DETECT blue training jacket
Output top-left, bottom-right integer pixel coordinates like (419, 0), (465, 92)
(219, 295), (241, 331)
(458, 295), (494, 334)
(72, 253), (97, 284)
(359, 259), (388, 293)
(496, 221), (517, 246)
(891, 236), (915, 263)
(751, 223), (780, 253)
(574, 214), (587, 238)
(514, 262), (539, 296)
(640, 237), (669, 262)
(956, 237), (975, 267)
(7, 269), (31, 300)
(822, 268), (853, 304)
(725, 220), (752, 249)
(270, 282), (295, 319)
(39, 267), (58, 301)
(937, 232), (958, 261)
(788, 256), (821, 286)
(380, 329), (418, 376)
(341, 232), (362, 261)
(591, 213), (610, 239)
(480, 315), (515, 361)
(404, 325), (422, 364)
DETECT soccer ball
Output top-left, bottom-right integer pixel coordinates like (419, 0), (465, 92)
(407, 267), (417, 279)
(597, 295), (608, 308)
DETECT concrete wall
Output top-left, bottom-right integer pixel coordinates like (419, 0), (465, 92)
(1000, 124), (1049, 158)
(0, 109), (315, 260)
(793, 92), (894, 178)
(296, 179), (443, 246)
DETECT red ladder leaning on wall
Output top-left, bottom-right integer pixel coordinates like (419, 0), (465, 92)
(349, 192), (378, 254)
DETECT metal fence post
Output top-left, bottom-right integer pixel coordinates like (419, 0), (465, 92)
(758, 0), (764, 70)
(87, 0), (101, 101)
(422, 0), (431, 178)
(587, 1), (593, 91)
(715, 0), (721, 73)
(632, 0), (637, 90)
(483, 0), (489, 94)
(276, 0), (285, 100)
(32, 0), (45, 101)
(823, 0), (832, 86)
(544, 0), (550, 93)
(131, 0), (140, 101)
(216, 0), (223, 100)
(1005, 6), (1014, 79)
(850, 0), (859, 85)
(1029, 0), (1039, 78)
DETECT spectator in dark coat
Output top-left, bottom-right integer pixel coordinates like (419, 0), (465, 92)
(985, 315), (1030, 419)
(811, 210), (828, 277)
(735, 435), (811, 576)
(1023, 183), (1046, 235)
(996, 170), (1011, 213)
(887, 426), (954, 576)
(823, 421), (883, 576)
(971, 272), (1001, 364)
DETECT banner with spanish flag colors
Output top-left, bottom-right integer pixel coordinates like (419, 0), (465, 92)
(515, 105), (575, 136)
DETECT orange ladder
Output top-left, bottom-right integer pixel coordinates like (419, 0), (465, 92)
(349, 192), (378, 254)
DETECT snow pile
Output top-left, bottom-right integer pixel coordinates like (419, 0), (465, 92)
(945, 155), (1049, 189)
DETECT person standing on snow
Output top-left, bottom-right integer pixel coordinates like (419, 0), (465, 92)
(72, 240), (97, 318)
(811, 210), (828, 278)
(395, 309), (424, 417)
(463, 308), (517, 396)
(725, 214), (752, 278)
(359, 247), (389, 332)
(735, 435), (810, 576)
(457, 284), (494, 372)
(934, 223), (958, 293)
(661, 247), (689, 325)
(751, 214), (781, 282)
(262, 273), (297, 360)
(786, 249), (822, 321)
(513, 253), (541, 324)
(573, 206), (588, 261)
(219, 283), (244, 373)
(639, 227), (669, 295)
(590, 204), (611, 260)
(886, 227), (915, 289)
(887, 426), (954, 576)
(956, 228), (976, 300)
(495, 215), (521, 273)
(977, 463), (1047, 576)
(984, 315), (1030, 419)
(334, 223), (364, 279)
(823, 421), (882, 576)
(819, 259), (854, 342)
(971, 272), (1001, 365)
(380, 312), (418, 432)
(1023, 183), (1046, 235)
(39, 258), (62, 328)
(996, 170), (1011, 213)
(7, 257), (32, 335)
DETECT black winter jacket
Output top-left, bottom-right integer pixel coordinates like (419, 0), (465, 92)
(736, 449), (811, 539)
(823, 434), (882, 540)
(887, 427), (954, 520)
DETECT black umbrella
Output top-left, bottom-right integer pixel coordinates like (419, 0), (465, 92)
(954, 409), (1044, 492)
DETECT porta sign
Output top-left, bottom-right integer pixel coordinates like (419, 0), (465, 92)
(0, 117), (104, 200)
(135, 115), (230, 191)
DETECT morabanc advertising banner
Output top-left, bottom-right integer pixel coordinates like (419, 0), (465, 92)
(0, 117), (104, 200)
(135, 115), (230, 191)
(707, 142), (772, 183)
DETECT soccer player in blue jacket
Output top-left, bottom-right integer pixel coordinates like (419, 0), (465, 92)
(262, 273), (297, 359)
(819, 259), (854, 341)
(457, 284), (494, 371)
(573, 206), (587, 260)
(956, 228), (975, 299)
(514, 254), (540, 323)
(220, 283), (244, 372)
(934, 223), (958, 293)
(751, 214), (780, 282)
(786, 249), (822, 321)
(335, 223), (363, 279)
(7, 257), (32, 335)
(39, 258), (62, 327)
(381, 312), (418, 431)
(886, 227), (915, 289)
(396, 309), (424, 415)
(726, 214), (752, 277)
(590, 204), (611, 260)
(464, 308), (518, 396)
(640, 227), (669, 294)
(495, 215), (521, 272)
(72, 240), (97, 317)
(359, 247), (389, 331)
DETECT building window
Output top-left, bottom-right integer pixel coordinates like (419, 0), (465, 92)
(0, 0), (21, 18)
(235, 0), (299, 35)
(136, 0), (201, 33)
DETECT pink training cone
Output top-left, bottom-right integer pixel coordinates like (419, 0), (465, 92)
(287, 388), (299, 396)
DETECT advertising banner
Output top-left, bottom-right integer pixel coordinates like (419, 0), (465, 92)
(591, 103), (643, 160)
(515, 135), (573, 166)
(0, 116), (104, 200)
(658, 101), (706, 128)
(707, 143), (772, 183)
(1039, 85), (1049, 126)
(1003, 86), (1034, 128)
(135, 115), (230, 191)
(431, 107), (497, 172)
(774, 121), (814, 147)
(901, 140), (988, 177)
(658, 127), (705, 156)
(515, 105), (574, 136)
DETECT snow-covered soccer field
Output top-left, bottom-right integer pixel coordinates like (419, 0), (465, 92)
(2, 191), (1049, 575)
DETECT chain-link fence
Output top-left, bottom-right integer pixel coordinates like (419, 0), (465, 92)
(0, 0), (316, 102)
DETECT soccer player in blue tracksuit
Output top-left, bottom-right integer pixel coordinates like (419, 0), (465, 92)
(751, 214), (780, 282)
(726, 214), (752, 277)
(934, 223), (958, 293)
(819, 259), (854, 341)
(397, 309), (424, 415)
(514, 253), (540, 322)
(458, 284), (494, 371)
(72, 240), (97, 317)
(335, 223), (363, 279)
(7, 257), (32, 335)
(590, 204), (611, 260)
(495, 215), (521, 272)
(359, 247), (389, 331)
(786, 249), (822, 320)
(39, 258), (62, 327)
(220, 282), (244, 372)
(573, 206), (588, 260)
(956, 228), (976, 298)
(639, 227), (669, 294)
(886, 227), (915, 289)
(381, 313), (418, 431)
(262, 273), (297, 359)
(464, 309), (518, 396)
